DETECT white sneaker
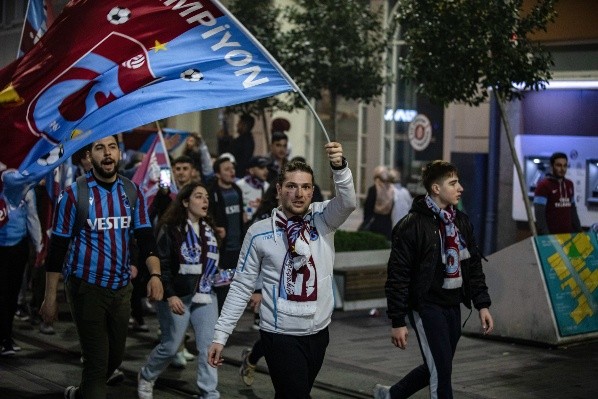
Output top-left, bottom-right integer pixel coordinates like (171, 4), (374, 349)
(181, 347), (195, 361)
(373, 384), (391, 399)
(39, 322), (56, 335)
(170, 350), (187, 368)
(137, 372), (154, 399)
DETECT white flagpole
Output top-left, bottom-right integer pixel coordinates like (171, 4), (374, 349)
(17, 0), (33, 59)
(211, 0), (332, 144)
(154, 122), (174, 173)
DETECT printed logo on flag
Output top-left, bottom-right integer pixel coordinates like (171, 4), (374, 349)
(27, 32), (158, 143)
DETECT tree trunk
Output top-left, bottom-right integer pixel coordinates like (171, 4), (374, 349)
(493, 90), (537, 237)
(260, 108), (270, 150)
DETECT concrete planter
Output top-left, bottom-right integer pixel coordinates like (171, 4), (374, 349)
(333, 249), (390, 311)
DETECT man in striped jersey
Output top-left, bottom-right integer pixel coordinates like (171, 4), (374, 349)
(40, 135), (163, 399)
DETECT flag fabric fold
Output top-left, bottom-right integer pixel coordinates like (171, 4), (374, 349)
(0, 0), (294, 203)
(131, 131), (176, 209)
(18, 0), (55, 58)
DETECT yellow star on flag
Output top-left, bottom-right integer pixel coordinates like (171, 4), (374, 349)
(151, 40), (168, 52)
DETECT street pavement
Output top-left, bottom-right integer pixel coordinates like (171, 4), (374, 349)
(3, 296), (598, 399)
(1, 210), (596, 398)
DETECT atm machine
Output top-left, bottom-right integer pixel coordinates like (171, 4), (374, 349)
(587, 159), (598, 207)
(524, 155), (551, 200)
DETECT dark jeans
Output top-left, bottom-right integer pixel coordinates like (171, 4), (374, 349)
(390, 303), (461, 399)
(0, 239), (29, 342)
(130, 273), (147, 324)
(249, 338), (265, 365)
(261, 327), (329, 399)
(65, 276), (132, 399)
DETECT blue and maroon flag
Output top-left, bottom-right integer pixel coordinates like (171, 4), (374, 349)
(18, 0), (55, 58)
(0, 0), (296, 203)
(131, 130), (176, 208)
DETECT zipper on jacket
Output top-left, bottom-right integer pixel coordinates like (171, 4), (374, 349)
(271, 284), (278, 329)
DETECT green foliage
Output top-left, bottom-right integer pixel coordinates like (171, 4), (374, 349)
(396, 0), (557, 106)
(334, 230), (391, 252)
(225, 0), (293, 118)
(280, 0), (391, 106)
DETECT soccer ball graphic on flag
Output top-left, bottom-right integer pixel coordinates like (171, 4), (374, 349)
(37, 145), (64, 166)
(180, 69), (204, 82)
(107, 7), (131, 25)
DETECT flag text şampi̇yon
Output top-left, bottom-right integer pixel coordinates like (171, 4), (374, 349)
(0, 0), (294, 203)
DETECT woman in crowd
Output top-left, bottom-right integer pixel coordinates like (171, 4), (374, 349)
(137, 182), (220, 399)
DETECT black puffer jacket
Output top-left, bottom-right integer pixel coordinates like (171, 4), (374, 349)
(156, 224), (201, 300)
(385, 195), (491, 328)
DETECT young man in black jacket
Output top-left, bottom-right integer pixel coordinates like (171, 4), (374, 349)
(376, 160), (494, 399)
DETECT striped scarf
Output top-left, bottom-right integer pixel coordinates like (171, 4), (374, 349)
(242, 175), (265, 190)
(180, 219), (219, 303)
(274, 210), (317, 316)
(425, 195), (469, 289)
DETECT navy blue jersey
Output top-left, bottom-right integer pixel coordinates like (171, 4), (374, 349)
(52, 172), (151, 289)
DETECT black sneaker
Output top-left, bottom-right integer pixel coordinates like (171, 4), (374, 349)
(106, 368), (125, 386)
(1, 340), (16, 357)
(14, 306), (30, 321)
(9, 339), (21, 352)
(64, 386), (79, 399)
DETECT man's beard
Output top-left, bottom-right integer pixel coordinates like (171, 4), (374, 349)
(91, 158), (118, 179)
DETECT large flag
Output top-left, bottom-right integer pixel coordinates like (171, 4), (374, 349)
(0, 0), (296, 203)
(18, 0), (55, 58)
(131, 131), (176, 209)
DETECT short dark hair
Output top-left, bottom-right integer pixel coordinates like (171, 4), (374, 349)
(271, 131), (288, 144)
(88, 134), (118, 151)
(550, 152), (567, 166)
(239, 113), (255, 131)
(172, 155), (194, 167)
(422, 160), (458, 193)
(271, 118), (291, 133)
(213, 157), (233, 174)
(277, 159), (314, 186)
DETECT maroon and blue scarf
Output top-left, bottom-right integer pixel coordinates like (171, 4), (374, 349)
(180, 219), (219, 303)
(425, 195), (469, 289)
(242, 175), (265, 191)
(274, 210), (317, 315)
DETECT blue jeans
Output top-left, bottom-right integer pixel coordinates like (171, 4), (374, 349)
(140, 293), (219, 398)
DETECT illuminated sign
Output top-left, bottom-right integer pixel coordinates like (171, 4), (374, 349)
(408, 114), (432, 151)
(384, 108), (417, 122)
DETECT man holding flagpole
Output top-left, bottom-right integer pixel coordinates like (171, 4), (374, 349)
(208, 142), (356, 398)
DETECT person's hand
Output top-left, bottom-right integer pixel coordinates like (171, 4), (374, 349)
(39, 298), (58, 324)
(164, 134), (182, 151)
(208, 343), (225, 368)
(324, 142), (344, 167)
(147, 276), (164, 301)
(168, 296), (185, 315)
(130, 265), (138, 279)
(391, 326), (408, 349)
(215, 227), (226, 239)
(479, 308), (494, 335)
(249, 292), (262, 311)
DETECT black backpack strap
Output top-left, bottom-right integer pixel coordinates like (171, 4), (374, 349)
(72, 175), (89, 237)
(72, 174), (138, 237)
(119, 175), (138, 213)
